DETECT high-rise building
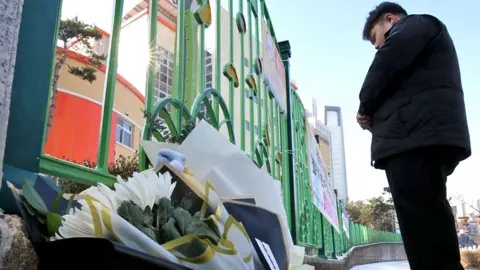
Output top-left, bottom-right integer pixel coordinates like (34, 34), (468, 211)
(452, 205), (458, 219)
(324, 106), (348, 203)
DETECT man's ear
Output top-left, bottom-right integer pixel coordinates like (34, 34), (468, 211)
(384, 13), (395, 24)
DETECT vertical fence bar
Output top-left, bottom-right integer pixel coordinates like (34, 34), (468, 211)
(198, 0), (205, 95)
(228, 0), (234, 126)
(279, 40), (295, 243)
(248, 2), (254, 154)
(145, 1), (158, 114)
(96, 0), (124, 173)
(282, 114), (292, 229)
(254, 0), (262, 141)
(41, 0), (64, 156)
(269, 94), (275, 177)
(276, 103), (281, 180)
(173, 0), (186, 130)
(239, 0), (246, 150)
(214, 0), (221, 115)
(275, 103), (280, 179)
(139, 0), (158, 170)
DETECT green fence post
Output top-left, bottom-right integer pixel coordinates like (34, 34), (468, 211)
(96, 0), (124, 173)
(279, 40), (296, 243)
(1, 0), (63, 213)
(139, 0), (158, 170)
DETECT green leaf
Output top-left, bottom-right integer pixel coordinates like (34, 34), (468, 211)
(37, 214), (47, 225)
(178, 191), (197, 213)
(155, 197), (174, 228)
(173, 207), (192, 235)
(186, 215), (221, 245)
(21, 200), (38, 216)
(22, 180), (48, 214)
(46, 213), (63, 236)
(139, 226), (157, 241)
(204, 218), (221, 238)
(53, 191), (64, 214)
(66, 194), (75, 214)
(118, 201), (156, 241)
(143, 206), (154, 226)
(192, 211), (202, 221)
(160, 217), (181, 243)
(118, 200), (145, 226)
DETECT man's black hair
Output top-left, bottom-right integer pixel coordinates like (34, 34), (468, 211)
(362, 2), (408, 41)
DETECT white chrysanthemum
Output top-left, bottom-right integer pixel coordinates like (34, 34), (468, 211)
(51, 171), (176, 241)
(51, 199), (104, 240)
(80, 183), (120, 211)
(114, 171), (176, 210)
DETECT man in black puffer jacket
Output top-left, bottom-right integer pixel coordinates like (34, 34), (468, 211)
(357, 2), (471, 269)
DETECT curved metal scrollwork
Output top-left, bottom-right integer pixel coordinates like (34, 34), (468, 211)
(139, 88), (235, 170)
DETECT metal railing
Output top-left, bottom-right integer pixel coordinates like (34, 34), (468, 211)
(5, 0), (402, 261)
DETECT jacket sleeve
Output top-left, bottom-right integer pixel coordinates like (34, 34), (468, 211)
(358, 15), (441, 116)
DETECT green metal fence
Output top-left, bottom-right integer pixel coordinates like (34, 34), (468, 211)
(3, 0), (401, 260)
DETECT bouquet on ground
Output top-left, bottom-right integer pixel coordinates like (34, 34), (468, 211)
(8, 161), (254, 269)
(142, 121), (299, 270)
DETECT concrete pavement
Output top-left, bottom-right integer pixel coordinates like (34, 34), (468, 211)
(351, 261), (410, 269)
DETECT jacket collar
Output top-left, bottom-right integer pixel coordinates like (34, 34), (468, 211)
(384, 17), (405, 39)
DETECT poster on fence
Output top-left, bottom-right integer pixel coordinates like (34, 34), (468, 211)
(306, 122), (340, 232)
(342, 205), (350, 238)
(262, 19), (287, 111)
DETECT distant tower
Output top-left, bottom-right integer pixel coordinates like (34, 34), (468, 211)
(324, 106), (348, 203)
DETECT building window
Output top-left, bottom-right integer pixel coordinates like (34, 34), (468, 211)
(254, 125), (258, 135)
(154, 46), (174, 107)
(244, 89), (259, 104)
(199, 51), (213, 120)
(154, 47), (212, 121)
(245, 120), (250, 130)
(116, 118), (132, 147)
(244, 57), (249, 67)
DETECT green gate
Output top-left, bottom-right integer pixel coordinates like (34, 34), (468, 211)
(2, 0), (401, 259)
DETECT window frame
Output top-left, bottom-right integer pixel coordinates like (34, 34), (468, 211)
(116, 117), (133, 147)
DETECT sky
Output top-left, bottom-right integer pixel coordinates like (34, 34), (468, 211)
(262, 0), (480, 205)
(62, 0), (479, 208)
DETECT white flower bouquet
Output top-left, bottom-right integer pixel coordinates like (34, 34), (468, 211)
(9, 162), (254, 270)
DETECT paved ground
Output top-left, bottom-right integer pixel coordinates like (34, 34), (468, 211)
(351, 261), (410, 269)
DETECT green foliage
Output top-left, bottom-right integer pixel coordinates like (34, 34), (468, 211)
(346, 196), (395, 232)
(108, 154), (140, 179)
(22, 181), (48, 215)
(59, 17), (103, 43)
(57, 154), (140, 194)
(46, 213), (63, 235)
(117, 197), (221, 246)
(19, 180), (72, 237)
(117, 200), (157, 241)
(155, 197), (175, 228)
(187, 212), (221, 244)
(58, 17), (106, 80)
(142, 110), (196, 144)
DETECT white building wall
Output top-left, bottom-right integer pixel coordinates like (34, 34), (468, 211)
(325, 106), (348, 202)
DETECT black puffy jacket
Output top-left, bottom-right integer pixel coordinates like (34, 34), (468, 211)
(358, 14), (471, 168)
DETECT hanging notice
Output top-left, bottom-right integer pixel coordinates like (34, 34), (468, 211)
(262, 20), (287, 111)
(342, 205), (350, 238)
(306, 121), (339, 232)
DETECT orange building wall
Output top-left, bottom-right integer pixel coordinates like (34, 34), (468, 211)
(44, 92), (117, 164)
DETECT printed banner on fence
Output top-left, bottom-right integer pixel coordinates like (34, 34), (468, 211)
(306, 121), (340, 232)
(262, 20), (287, 111)
(342, 205), (350, 238)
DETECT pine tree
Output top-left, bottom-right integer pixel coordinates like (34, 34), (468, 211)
(47, 17), (106, 137)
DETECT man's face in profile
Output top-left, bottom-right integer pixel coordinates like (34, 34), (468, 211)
(369, 13), (398, 49)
